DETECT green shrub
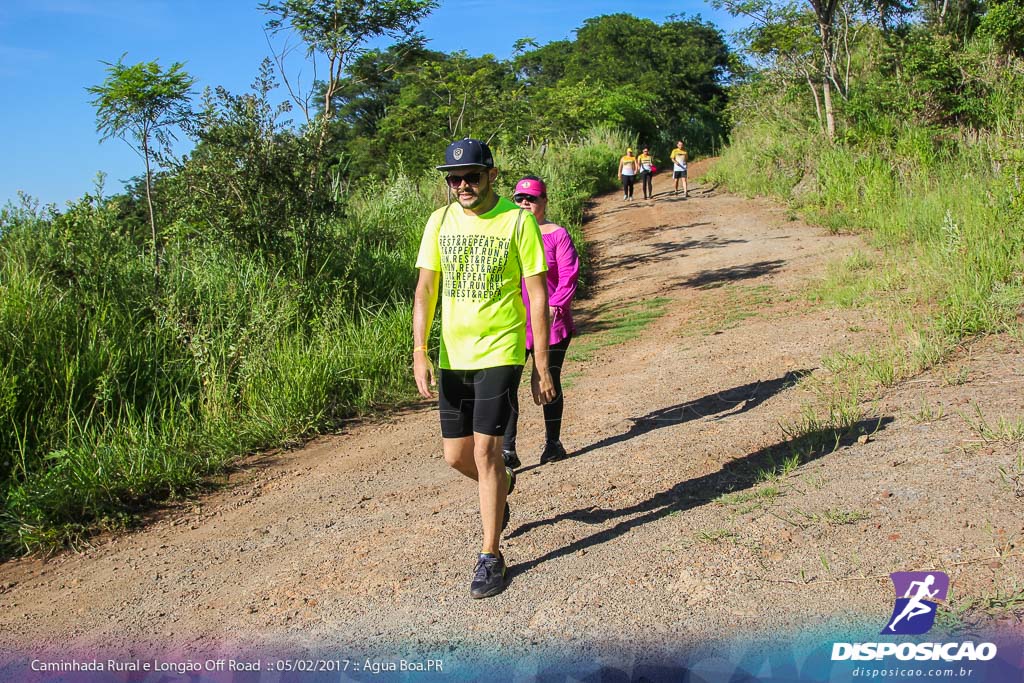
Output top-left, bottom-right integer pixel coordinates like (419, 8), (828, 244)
(0, 129), (624, 555)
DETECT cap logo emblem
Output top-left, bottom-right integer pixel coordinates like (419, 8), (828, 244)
(523, 181), (531, 188)
(453, 148), (464, 160)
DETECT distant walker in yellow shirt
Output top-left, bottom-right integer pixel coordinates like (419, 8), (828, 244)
(670, 140), (689, 198)
(618, 147), (638, 201)
(637, 147), (655, 200)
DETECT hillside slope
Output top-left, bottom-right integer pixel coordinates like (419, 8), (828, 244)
(2, 161), (1022, 672)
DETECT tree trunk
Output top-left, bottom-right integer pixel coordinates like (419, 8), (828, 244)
(806, 74), (825, 134)
(818, 14), (838, 141)
(142, 136), (159, 285)
(822, 76), (836, 141)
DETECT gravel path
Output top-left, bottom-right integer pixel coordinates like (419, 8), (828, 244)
(2, 162), (1022, 676)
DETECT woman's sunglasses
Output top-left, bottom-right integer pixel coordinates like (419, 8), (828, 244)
(445, 171), (484, 187)
(514, 194), (543, 203)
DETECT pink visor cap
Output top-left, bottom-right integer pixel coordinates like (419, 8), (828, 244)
(514, 178), (546, 198)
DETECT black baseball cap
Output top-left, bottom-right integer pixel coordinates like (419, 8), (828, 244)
(436, 137), (494, 171)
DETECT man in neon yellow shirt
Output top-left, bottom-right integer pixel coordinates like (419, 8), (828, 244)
(413, 137), (556, 599)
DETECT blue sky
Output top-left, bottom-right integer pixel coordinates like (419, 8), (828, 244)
(0, 1), (748, 208)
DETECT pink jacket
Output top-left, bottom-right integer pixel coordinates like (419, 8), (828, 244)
(524, 224), (580, 349)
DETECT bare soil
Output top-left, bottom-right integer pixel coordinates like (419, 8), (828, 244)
(2, 161), (1022, 666)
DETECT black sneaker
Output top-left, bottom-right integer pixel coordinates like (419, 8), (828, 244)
(502, 449), (521, 470)
(539, 441), (567, 465)
(470, 553), (507, 598)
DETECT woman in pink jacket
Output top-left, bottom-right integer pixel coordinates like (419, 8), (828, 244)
(502, 175), (581, 468)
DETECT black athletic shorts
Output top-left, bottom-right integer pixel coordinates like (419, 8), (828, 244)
(674, 169), (687, 179)
(438, 366), (524, 438)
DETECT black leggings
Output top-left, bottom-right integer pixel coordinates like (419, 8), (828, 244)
(503, 335), (571, 450)
(639, 170), (653, 197)
(622, 175), (635, 198)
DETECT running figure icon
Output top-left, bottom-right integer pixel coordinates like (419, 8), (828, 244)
(883, 571), (949, 635)
(886, 574), (938, 632)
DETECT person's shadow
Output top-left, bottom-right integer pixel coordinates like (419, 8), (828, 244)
(507, 414), (893, 577)
(517, 370), (811, 475)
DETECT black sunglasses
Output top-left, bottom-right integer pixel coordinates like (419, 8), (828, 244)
(513, 194), (543, 203)
(445, 171), (483, 187)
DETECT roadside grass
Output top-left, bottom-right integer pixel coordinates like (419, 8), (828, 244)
(0, 127), (633, 556)
(808, 250), (900, 310)
(708, 110), (1024, 496)
(960, 402), (1024, 444)
(559, 371), (581, 391)
(717, 485), (782, 515)
(769, 507), (870, 530)
(779, 390), (872, 459)
(695, 528), (739, 544)
(909, 396), (946, 424)
(935, 586), (1024, 633)
(997, 452), (1024, 498)
(568, 297), (671, 363)
(707, 376), (882, 518)
(684, 283), (781, 336)
(941, 366), (971, 386)
(709, 116), (1024, 432)
(816, 508), (871, 526)
(808, 245), (961, 388)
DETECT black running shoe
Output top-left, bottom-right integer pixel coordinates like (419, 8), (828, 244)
(539, 440), (568, 465)
(502, 449), (521, 470)
(470, 553), (507, 598)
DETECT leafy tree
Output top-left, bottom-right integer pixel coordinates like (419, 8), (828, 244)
(87, 55), (194, 281)
(918, 0), (985, 41)
(376, 52), (522, 169)
(510, 14), (731, 152)
(261, 0), (438, 151)
(329, 45), (439, 176)
(650, 16), (732, 150)
(166, 59), (314, 260)
(512, 39), (574, 89)
(976, 0), (1024, 55)
(722, 2), (829, 131)
(808, 0), (842, 138)
(714, 0), (871, 139)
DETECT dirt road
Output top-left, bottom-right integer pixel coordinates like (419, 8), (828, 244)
(2, 162), (1022, 671)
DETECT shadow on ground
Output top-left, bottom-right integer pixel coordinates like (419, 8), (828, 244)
(597, 236), (749, 273)
(669, 260), (786, 289)
(634, 221), (714, 239)
(567, 370), (812, 462)
(507, 415), (894, 576)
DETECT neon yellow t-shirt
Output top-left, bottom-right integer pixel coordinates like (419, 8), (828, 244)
(415, 197), (547, 370)
(670, 148), (688, 168)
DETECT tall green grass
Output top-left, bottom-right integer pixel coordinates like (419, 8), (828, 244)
(0, 127), (630, 555)
(709, 110), (1024, 359)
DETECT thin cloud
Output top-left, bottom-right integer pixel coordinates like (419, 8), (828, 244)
(30, 0), (113, 17)
(28, 0), (170, 27)
(0, 45), (53, 77)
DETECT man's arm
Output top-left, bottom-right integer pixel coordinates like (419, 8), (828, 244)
(413, 268), (440, 398)
(524, 274), (556, 405)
